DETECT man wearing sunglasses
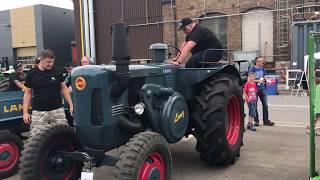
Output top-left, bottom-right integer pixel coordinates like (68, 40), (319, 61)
(170, 18), (223, 67)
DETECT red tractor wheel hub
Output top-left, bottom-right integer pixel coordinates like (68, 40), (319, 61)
(138, 152), (165, 180)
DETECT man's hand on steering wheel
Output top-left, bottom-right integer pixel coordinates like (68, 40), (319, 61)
(169, 58), (183, 66)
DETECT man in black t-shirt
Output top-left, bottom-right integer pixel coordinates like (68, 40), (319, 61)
(23, 49), (73, 135)
(170, 18), (223, 68)
(9, 63), (26, 91)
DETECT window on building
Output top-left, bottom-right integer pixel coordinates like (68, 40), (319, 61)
(162, 0), (175, 4)
(17, 56), (36, 70)
(199, 13), (227, 48)
(316, 0), (320, 11)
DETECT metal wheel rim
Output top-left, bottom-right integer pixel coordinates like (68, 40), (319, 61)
(226, 96), (241, 145)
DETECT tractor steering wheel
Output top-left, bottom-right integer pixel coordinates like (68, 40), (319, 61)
(167, 44), (181, 60)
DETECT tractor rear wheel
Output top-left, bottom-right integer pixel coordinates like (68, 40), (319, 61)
(192, 75), (244, 165)
(0, 130), (23, 179)
(114, 132), (172, 180)
(20, 124), (83, 180)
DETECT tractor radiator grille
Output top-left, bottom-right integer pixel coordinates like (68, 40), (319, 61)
(91, 88), (103, 126)
(165, 75), (174, 87)
(112, 104), (124, 116)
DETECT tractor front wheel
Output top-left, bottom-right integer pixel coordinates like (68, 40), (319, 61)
(0, 130), (23, 179)
(114, 132), (172, 180)
(193, 75), (245, 165)
(20, 124), (83, 180)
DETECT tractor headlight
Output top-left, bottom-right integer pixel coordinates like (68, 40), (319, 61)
(134, 103), (145, 115)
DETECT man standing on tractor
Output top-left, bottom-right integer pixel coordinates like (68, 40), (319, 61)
(170, 17), (223, 67)
(8, 63), (26, 91)
(22, 49), (74, 135)
(249, 56), (275, 126)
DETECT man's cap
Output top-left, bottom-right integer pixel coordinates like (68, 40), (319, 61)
(13, 63), (22, 69)
(179, 18), (193, 30)
(64, 62), (75, 68)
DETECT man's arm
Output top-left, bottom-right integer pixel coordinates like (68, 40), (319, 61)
(13, 80), (25, 90)
(179, 41), (187, 51)
(61, 82), (73, 115)
(175, 41), (197, 64)
(171, 41), (187, 61)
(23, 87), (32, 123)
(263, 68), (268, 80)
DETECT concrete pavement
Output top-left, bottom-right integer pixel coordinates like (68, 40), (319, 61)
(7, 95), (317, 180)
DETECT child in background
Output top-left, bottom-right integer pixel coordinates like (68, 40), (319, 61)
(307, 80), (320, 130)
(243, 72), (258, 131)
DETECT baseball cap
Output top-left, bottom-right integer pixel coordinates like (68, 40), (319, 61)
(179, 18), (193, 30)
(13, 63), (22, 69)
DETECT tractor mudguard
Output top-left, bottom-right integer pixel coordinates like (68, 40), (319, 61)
(176, 64), (241, 86)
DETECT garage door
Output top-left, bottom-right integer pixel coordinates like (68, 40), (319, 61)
(242, 9), (273, 62)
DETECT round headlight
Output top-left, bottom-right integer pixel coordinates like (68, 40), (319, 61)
(134, 103), (145, 115)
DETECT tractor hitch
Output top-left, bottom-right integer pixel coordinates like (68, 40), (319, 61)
(60, 149), (119, 167)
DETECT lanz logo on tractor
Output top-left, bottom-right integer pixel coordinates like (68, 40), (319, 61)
(174, 111), (185, 123)
(4, 104), (22, 113)
(3, 104), (32, 113)
(163, 69), (172, 74)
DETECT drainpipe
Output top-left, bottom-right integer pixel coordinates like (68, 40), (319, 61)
(83, 0), (91, 59)
(145, 0), (149, 24)
(88, 0), (96, 64)
(204, 0), (206, 15)
(172, 0), (178, 48)
(79, 0), (85, 58)
(258, 22), (261, 54)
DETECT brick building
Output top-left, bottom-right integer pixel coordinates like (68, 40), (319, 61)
(73, 0), (320, 71)
(162, 0), (320, 70)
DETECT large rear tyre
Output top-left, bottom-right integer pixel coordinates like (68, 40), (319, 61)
(20, 124), (83, 180)
(0, 130), (23, 179)
(193, 75), (244, 165)
(114, 132), (172, 180)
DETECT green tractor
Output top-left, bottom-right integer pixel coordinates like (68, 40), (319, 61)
(20, 23), (245, 180)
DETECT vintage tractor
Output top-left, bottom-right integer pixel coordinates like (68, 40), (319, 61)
(0, 91), (29, 179)
(20, 23), (245, 180)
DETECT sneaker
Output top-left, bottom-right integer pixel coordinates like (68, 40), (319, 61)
(263, 121), (275, 126)
(247, 123), (257, 131)
(254, 121), (259, 126)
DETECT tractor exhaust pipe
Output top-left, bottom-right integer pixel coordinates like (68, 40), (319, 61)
(110, 23), (130, 102)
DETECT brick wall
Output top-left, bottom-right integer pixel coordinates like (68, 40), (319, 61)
(162, 4), (176, 46)
(162, 0), (320, 69)
(163, 0), (277, 55)
(227, 16), (241, 51)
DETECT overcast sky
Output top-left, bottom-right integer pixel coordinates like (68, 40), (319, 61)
(0, 0), (74, 11)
